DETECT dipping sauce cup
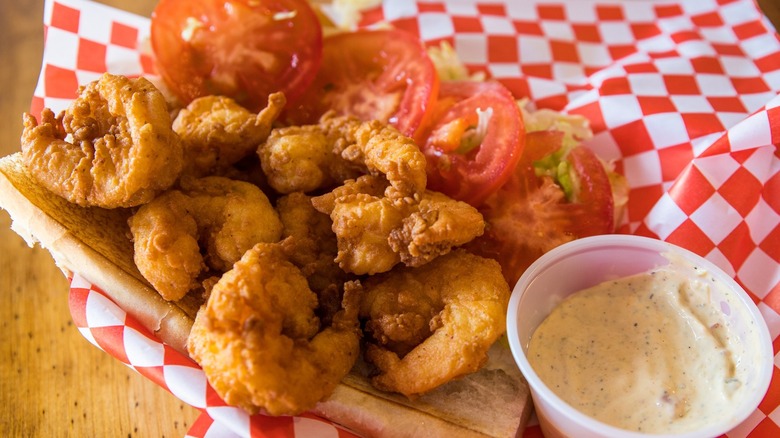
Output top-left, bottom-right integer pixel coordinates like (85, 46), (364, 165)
(506, 234), (773, 438)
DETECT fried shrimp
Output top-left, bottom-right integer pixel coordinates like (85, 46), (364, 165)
(187, 243), (362, 416)
(389, 190), (485, 267)
(311, 175), (405, 275)
(321, 114), (427, 204)
(21, 73), (182, 208)
(257, 114), (426, 200)
(311, 175), (485, 275)
(183, 176), (283, 271)
(173, 93), (286, 177)
(258, 125), (361, 194)
(357, 250), (510, 397)
(329, 192), (406, 275)
(276, 192), (350, 325)
(127, 190), (204, 301)
(128, 176), (282, 301)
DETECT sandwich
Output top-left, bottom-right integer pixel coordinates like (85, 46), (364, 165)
(0, 1), (627, 436)
(0, 106), (533, 438)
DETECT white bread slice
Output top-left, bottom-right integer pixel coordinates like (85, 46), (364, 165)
(0, 151), (532, 437)
(0, 153), (197, 349)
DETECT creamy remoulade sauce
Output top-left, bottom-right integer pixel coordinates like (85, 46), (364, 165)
(527, 255), (752, 434)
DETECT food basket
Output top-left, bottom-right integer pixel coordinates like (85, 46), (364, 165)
(11, 0), (780, 436)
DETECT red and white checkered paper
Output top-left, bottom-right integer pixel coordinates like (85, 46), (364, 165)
(29, 0), (780, 436)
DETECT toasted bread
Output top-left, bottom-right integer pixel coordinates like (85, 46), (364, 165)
(0, 151), (532, 437)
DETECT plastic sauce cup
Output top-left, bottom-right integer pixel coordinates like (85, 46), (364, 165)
(506, 234), (773, 438)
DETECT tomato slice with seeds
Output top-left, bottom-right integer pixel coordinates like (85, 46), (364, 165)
(418, 80), (525, 208)
(467, 131), (615, 286)
(284, 29), (438, 139)
(151, 0), (322, 111)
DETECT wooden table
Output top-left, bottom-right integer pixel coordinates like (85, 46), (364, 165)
(1, 1), (778, 437)
(0, 1), (200, 436)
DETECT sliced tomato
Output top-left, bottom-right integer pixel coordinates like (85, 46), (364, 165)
(467, 131), (615, 286)
(563, 145), (617, 237)
(150, 0), (322, 111)
(419, 80), (524, 208)
(284, 29), (438, 139)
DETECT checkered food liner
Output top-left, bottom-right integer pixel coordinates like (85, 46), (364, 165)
(29, 0), (780, 436)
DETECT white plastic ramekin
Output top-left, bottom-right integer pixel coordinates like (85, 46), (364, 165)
(506, 234), (773, 438)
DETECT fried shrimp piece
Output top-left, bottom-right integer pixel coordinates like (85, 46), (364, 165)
(174, 93), (286, 177)
(182, 176), (283, 271)
(312, 175), (485, 275)
(257, 114), (426, 200)
(277, 192), (339, 276)
(258, 125), (361, 194)
(127, 191), (204, 301)
(321, 115), (427, 204)
(276, 192), (349, 324)
(389, 191), (485, 267)
(311, 175), (405, 275)
(329, 192), (406, 275)
(128, 176), (282, 301)
(21, 73), (182, 208)
(187, 243), (362, 416)
(357, 250), (510, 398)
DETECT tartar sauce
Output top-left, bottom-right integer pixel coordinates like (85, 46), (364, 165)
(527, 255), (754, 434)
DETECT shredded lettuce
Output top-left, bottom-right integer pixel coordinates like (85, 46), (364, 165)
(427, 41), (487, 82)
(314, 0), (385, 32)
(457, 107), (493, 154)
(517, 99), (594, 201)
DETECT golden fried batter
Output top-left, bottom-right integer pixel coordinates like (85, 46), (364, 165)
(21, 73), (182, 208)
(258, 125), (361, 194)
(357, 250), (510, 397)
(126, 190), (203, 301)
(312, 175), (485, 275)
(257, 114), (426, 200)
(277, 192), (350, 325)
(128, 176), (282, 301)
(174, 93), (286, 177)
(389, 191), (485, 267)
(321, 115), (427, 205)
(187, 243), (362, 416)
(330, 192), (406, 275)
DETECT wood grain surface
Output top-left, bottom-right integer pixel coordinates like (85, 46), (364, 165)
(0, 1), (777, 437)
(0, 1), (200, 436)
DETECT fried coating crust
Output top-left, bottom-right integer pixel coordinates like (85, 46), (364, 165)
(277, 192), (350, 325)
(311, 175), (403, 274)
(322, 115), (426, 205)
(357, 250), (510, 398)
(257, 114), (426, 200)
(330, 192), (406, 275)
(277, 192), (339, 274)
(258, 125), (361, 194)
(174, 93), (286, 177)
(312, 175), (485, 275)
(126, 190), (204, 301)
(128, 176), (282, 301)
(389, 191), (485, 267)
(183, 176), (283, 271)
(21, 73), (182, 208)
(187, 243), (362, 416)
